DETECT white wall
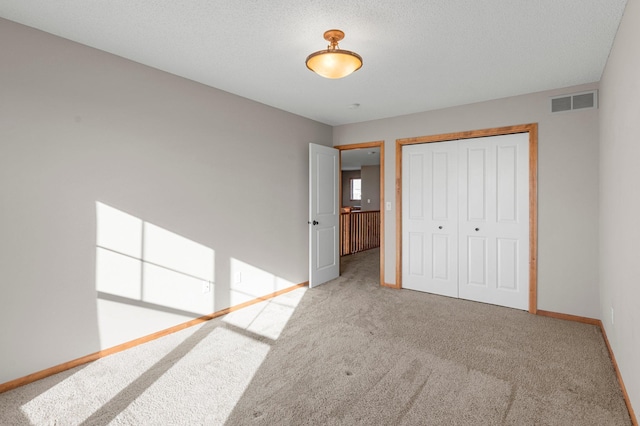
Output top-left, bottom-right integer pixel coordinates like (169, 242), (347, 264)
(334, 83), (601, 319)
(599, 0), (640, 415)
(0, 19), (331, 384)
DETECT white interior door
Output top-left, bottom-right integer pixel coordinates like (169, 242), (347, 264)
(401, 133), (529, 310)
(458, 133), (529, 310)
(309, 143), (340, 288)
(402, 142), (458, 297)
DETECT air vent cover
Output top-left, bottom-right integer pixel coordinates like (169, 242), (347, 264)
(551, 90), (598, 113)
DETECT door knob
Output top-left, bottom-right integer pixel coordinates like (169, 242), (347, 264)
(475, 228), (480, 231)
(308, 220), (319, 225)
(438, 226), (443, 229)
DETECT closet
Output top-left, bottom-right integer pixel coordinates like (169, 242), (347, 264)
(401, 133), (529, 310)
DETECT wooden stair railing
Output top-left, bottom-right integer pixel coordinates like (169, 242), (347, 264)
(340, 210), (380, 256)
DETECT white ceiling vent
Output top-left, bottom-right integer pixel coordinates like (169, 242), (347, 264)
(551, 90), (598, 113)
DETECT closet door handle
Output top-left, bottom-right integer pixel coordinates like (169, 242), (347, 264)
(475, 228), (480, 232)
(438, 226), (443, 230)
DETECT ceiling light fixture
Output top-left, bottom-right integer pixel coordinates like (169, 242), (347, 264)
(306, 29), (362, 79)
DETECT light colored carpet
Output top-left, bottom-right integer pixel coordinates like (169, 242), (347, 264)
(0, 248), (632, 425)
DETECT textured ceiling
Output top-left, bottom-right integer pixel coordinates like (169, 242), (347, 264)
(0, 1), (628, 125)
(342, 147), (380, 171)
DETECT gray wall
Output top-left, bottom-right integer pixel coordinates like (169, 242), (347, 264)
(360, 165), (380, 211)
(599, 0), (640, 414)
(334, 82), (601, 319)
(0, 19), (332, 384)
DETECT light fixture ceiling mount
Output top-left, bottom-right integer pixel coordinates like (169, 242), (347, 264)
(306, 29), (363, 79)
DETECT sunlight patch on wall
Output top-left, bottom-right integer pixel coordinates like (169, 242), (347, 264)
(96, 248), (142, 299)
(95, 202), (215, 349)
(230, 257), (295, 307)
(144, 222), (214, 282)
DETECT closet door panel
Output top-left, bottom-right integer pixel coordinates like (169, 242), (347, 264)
(402, 143), (458, 297)
(458, 134), (529, 310)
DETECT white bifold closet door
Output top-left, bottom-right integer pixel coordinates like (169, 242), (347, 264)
(402, 141), (459, 298)
(402, 133), (529, 310)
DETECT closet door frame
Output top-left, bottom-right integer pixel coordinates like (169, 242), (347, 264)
(395, 123), (538, 314)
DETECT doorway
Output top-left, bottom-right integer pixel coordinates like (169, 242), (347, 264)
(396, 124), (538, 313)
(337, 141), (386, 287)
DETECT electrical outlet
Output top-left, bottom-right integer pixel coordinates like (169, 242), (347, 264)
(386, 202), (391, 211)
(202, 281), (211, 294)
(611, 307), (614, 325)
